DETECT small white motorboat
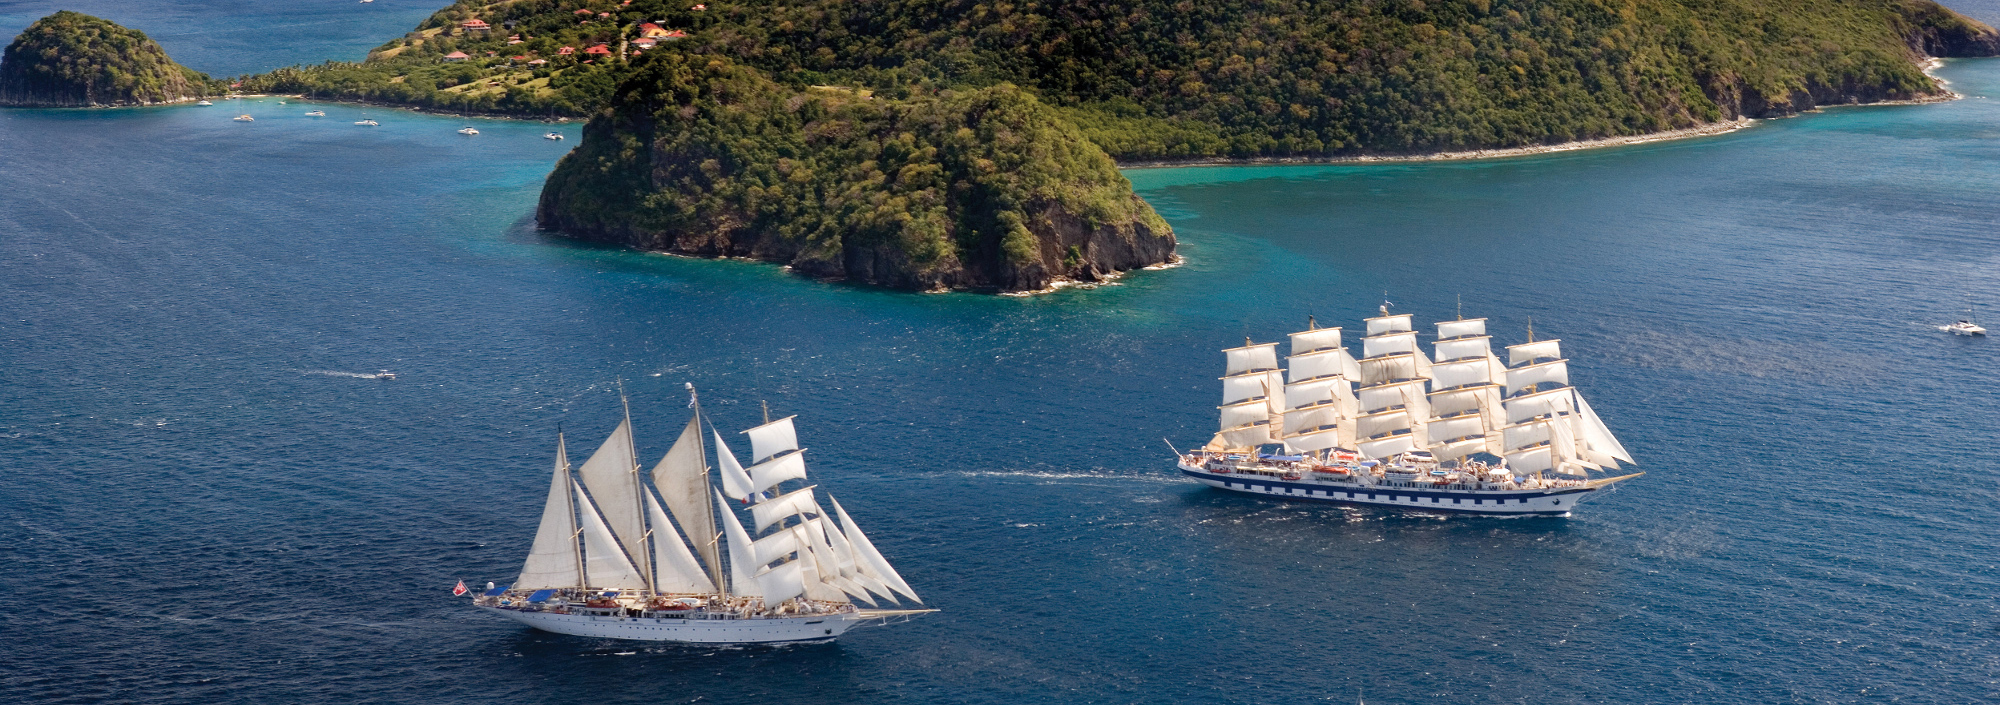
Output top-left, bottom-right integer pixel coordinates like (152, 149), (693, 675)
(1941, 320), (1986, 336)
(376, 370), (397, 380)
(196, 100), (213, 106)
(233, 115), (254, 122)
(305, 110), (326, 117)
(543, 132), (564, 140)
(355, 119), (379, 126)
(458, 126), (480, 135)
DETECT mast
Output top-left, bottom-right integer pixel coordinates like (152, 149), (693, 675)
(618, 381), (655, 595)
(689, 384), (726, 599)
(564, 430), (586, 589)
(1282, 317), (1356, 453)
(1425, 315), (1506, 461)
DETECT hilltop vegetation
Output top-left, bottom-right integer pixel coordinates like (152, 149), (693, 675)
(0, 11), (224, 107)
(539, 55), (1173, 290)
(244, 0), (1997, 157)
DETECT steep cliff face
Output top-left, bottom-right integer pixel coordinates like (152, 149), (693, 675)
(0, 12), (219, 107)
(538, 55), (1174, 292)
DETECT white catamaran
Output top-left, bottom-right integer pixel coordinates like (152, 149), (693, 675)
(1176, 306), (1641, 515)
(474, 386), (932, 643)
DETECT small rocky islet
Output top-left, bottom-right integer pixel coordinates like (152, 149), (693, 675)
(7, 1), (2000, 292)
(0, 11), (222, 108)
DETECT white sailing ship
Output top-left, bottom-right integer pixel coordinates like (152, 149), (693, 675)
(474, 386), (932, 643)
(1176, 306), (1641, 515)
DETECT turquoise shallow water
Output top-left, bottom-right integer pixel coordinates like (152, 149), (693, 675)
(4, 4), (2000, 703)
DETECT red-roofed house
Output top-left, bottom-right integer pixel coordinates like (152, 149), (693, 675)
(461, 19), (490, 31)
(441, 51), (470, 62)
(528, 58), (548, 66)
(692, 4), (707, 10)
(661, 29), (689, 40)
(631, 37), (658, 49)
(638, 23), (669, 37)
(583, 44), (613, 56)
(557, 46), (575, 55)
(574, 9), (593, 15)
(598, 12), (611, 18)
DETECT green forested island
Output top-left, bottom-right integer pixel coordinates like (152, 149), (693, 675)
(225, 0), (1997, 291)
(0, 11), (223, 107)
(12, 1), (1993, 290)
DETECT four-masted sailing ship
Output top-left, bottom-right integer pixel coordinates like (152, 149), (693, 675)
(1176, 306), (1642, 515)
(474, 386), (932, 643)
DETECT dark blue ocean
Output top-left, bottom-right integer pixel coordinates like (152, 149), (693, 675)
(4, 2), (1999, 702)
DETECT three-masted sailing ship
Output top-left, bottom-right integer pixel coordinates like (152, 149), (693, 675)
(473, 386), (932, 643)
(1176, 306), (1642, 515)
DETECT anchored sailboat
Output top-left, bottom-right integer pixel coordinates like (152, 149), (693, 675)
(1176, 306), (1641, 515)
(474, 386), (932, 643)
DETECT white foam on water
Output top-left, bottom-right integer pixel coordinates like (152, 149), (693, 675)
(301, 370), (388, 380)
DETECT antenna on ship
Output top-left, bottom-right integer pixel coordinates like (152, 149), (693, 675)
(1456, 294), (1464, 321)
(1380, 290), (1392, 316)
(1526, 316), (1535, 343)
(761, 400), (770, 424)
(1307, 314), (1317, 330)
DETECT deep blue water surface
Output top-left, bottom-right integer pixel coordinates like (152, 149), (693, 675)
(4, 4), (2000, 703)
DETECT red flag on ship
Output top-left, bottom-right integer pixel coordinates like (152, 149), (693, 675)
(452, 580), (468, 596)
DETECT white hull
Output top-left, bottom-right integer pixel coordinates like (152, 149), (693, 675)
(482, 605), (863, 643)
(1178, 460), (1613, 515)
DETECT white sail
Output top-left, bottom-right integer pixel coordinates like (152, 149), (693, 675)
(1365, 313), (1413, 336)
(1508, 339), (1562, 367)
(646, 490), (716, 594)
(1428, 385), (1497, 420)
(1431, 358), (1492, 390)
(1286, 349), (1348, 382)
(1221, 370), (1284, 405)
(796, 548), (850, 603)
(1427, 414), (1486, 444)
(832, 496), (920, 603)
(1503, 419), (1554, 451)
(517, 438), (582, 590)
(1282, 404), (1342, 436)
(1435, 336), (1493, 362)
(712, 430), (756, 501)
(1224, 342), (1281, 375)
(751, 486), (820, 532)
(1430, 437), (1490, 461)
(576, 420), (645, 574)
(1285, 378), (1339, 411)
(1219, 426), (1276, 447)
(1356, 408), (1413, 439)
(715, 489), (762, 598)
(751, 525), (803, 565)
(1359, 354), (1419, 385)
(1359, 380), (1427, 413)
(651, 415), (720, 591)
(1282, 427), (1344, 452)
(1357, 434), (1418, 459)
(1437, 318), (1486, 340)
(1362, 331), (1419, 358)
(1505, 387), (1574, 424)
(744, 416), (799, 464)
(1506, 359), (1569, 394)
(746, 451), (809, 495)
(1219, 400), (1271, 430)
(1572, 393), (1634, 464)
(1549, 414), (1593, 474)
(1504, 445), (1554, 474)
(1289, 327), (1344, 355)
(754, 559), (805, 606)
(575, 480), (647, 590)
